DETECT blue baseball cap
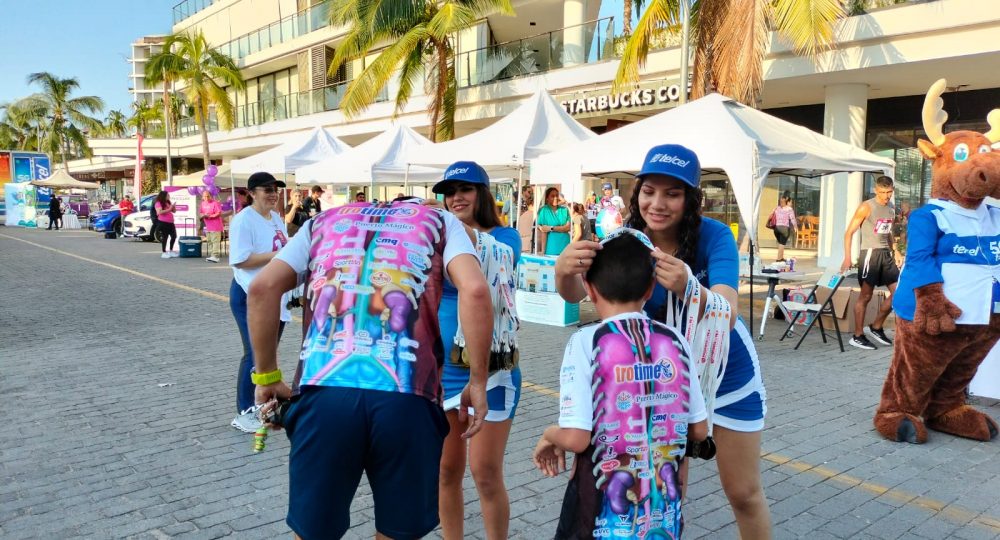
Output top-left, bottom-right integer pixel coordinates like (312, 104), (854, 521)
(636, 144), (701, 188)
(601, 182), (613, 190)
(432, 161), (489, 194)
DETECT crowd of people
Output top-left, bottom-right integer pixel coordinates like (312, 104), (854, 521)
(211, 141), (789, 540)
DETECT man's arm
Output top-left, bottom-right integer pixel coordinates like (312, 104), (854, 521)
(247, 259), (298, 405)
(446, 252), (492, 438)
(841, 203), (870, 271)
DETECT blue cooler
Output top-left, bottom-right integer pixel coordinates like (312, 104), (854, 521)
(179, 236), (203, 258)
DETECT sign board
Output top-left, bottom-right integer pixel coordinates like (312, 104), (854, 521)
(556, 80), (689, 119)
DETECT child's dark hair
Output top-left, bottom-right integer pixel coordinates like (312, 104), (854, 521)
(585, 234), (654, 303)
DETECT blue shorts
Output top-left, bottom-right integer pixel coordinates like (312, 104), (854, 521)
(441, 363), (522, 422)
(284, 386), (450, 539)
(712, 318), (767, 432)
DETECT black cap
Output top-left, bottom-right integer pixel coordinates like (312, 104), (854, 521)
(247, 172), (286, 190)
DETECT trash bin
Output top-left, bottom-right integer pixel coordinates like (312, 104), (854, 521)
(179, 236), (203, 258)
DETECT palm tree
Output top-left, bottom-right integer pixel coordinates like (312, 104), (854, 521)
(145, 46), (186, 140)
(329, 0), (514, 142)
(623, 0), (646, 35)
(0, 98), (49, 150)
(614, 0), (845, 106)
(151, 30), (245, 167)
(127, 100), (159, 137)
(26, 72), (104, 170)
(102, 109), (129, 138)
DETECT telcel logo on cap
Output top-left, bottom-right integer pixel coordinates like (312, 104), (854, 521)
(649, 153), (690, 168)
(445, 167), (469, 179)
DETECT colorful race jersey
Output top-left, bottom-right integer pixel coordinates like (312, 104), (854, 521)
(276, 202), (475, 404)
(558, 313), (706, 540)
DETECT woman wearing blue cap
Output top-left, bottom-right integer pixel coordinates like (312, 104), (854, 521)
(554, 144), (771, 538)
(433, 161), (522, 540)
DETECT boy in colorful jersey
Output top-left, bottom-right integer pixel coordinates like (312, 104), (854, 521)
(533, 229), (708, 540)
(246, 197), (492, 539)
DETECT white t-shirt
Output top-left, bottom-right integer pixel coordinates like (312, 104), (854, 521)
(276, 208), (476, 285)
(229, 207), (291, 321)
(558, 312), (707, 431)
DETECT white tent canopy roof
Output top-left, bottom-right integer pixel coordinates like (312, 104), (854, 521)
(29, 168), (100, 189)
(296, 124), (441, 185)
(529, 93), (895, 241)
(406, 88), (597, 177)
(230, 126), (351, 174)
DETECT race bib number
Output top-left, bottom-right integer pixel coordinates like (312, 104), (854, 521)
(874, 218), (893, 235)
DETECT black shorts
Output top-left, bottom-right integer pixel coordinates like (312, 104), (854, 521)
(773, 226), (791, 246)
(858, 248), (899, 288)
(285, 386), (450, 539)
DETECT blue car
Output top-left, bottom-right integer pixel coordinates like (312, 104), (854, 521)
(91, 194), (155, 236)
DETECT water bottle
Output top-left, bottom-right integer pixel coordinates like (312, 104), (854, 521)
(788, 257), (796, 272)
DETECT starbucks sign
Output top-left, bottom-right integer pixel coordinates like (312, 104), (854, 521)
(559, 81), (689, 118)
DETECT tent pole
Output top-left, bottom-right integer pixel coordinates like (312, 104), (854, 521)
(404, 164), (410, 196)
(514, 167), (523, 228)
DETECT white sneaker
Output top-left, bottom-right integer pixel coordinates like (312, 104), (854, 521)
(206, 256), (219, 263)
(161, 252), (171, 259)
(231, 406), (263, 433)
(169, 252), (180, 258)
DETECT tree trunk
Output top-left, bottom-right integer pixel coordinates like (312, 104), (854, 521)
(428, 40), (450, 143)
(623, 0), (633, 36)
(198, 96), (210, 170)
(162, 79), (172, 138)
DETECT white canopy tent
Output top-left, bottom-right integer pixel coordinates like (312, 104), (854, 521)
(529, 93), (896, 243)
(408, 88), (597, 174)
(230, 126), (351, 175)
(29, 169), (100, 190)
(406, 88), (596, 223)
(295, 124), (441, 187)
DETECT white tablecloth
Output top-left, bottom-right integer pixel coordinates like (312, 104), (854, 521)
(62, 214), (81, 229)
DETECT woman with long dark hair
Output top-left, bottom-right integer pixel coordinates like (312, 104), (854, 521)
(771, 191), (797, 261)
(553, 144), (771, 538)
(154, 190), (178, 258)
(537, 186), (571, 255)
(433, 162), (521, 540)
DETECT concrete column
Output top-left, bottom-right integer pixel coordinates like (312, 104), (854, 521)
(563, 0), (586, 67)
(817, 83), (868, 268)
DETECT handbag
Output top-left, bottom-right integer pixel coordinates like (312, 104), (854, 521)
(765, 210), (777, 230)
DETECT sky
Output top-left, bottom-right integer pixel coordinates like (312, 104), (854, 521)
(0, 0), (633, 121)
(0, 0), (178, 118)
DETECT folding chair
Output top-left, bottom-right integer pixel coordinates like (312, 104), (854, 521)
(778, 268), (848, 352)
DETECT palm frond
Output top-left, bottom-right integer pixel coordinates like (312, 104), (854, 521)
(613, 0), (678, 92)
(392, 44), (427, 115)
(707, 0), (770, 105)
(340, 24), (430, 117)
(771, 0), (844, 57)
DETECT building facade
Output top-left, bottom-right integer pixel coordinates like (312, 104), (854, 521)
(78, 0), (1000, 265)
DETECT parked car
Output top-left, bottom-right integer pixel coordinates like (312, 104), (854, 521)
(121, 195), (161, 242)
(93, 194), (154, 237)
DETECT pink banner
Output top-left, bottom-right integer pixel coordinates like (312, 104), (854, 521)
(133, 134), (143, 198)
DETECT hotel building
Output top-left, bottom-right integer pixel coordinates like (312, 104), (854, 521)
(73, 0), (1000, 266)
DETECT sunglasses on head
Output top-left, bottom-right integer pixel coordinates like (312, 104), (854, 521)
(599, 227), (655, 251)
(255, 186), (278, 194)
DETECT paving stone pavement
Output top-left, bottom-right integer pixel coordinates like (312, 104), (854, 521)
(1, 226), (999, 540)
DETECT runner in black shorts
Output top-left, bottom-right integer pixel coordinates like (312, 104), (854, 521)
(246, 194), (494, 539)
(841, 176), (902, 350)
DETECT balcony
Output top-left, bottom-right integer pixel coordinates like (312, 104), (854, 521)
(456, 17), (615, 89)
(175, 80), (389, 135)
(172, 0), (218, 25)
(215, 0), (332, 63)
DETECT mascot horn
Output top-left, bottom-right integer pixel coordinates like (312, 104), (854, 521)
(873, 79), (1000, 444)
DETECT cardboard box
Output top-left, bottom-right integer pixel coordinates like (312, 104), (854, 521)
(516, 290), (580, 327)
(517, 254), (558, 293)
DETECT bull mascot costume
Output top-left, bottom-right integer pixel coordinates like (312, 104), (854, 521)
(874, 79), (1000, 444)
